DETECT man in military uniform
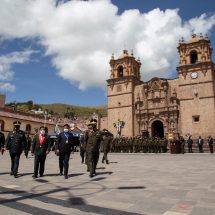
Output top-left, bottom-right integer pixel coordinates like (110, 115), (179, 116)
(25, 134), (32, 158)
(5, 121), (27, 178)
(55, 124), (74, 179)
(79, 133), (85, 164)
(84, 119), (102, 178)
(0, 128), (5, 155)
(102, 129), (113, 164)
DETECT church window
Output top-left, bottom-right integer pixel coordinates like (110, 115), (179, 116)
(190, 50), (198, 64)
(192, 115), (200, 123)
(117, 66), (124, 77)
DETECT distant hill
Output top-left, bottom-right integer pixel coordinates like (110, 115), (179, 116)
(40, 103), (107, 118)
(6, 100), (107, 118)
(6, 101), (107, 118)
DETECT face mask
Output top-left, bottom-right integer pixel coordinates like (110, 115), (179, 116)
(40, 130), (45, 135)
(88, 126), (93, 130)
(64, 128), (69, 133)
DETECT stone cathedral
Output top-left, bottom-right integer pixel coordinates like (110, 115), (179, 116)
(107, 34), (215, 139)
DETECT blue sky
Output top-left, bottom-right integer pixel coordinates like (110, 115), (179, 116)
(0, 0), (215, 106)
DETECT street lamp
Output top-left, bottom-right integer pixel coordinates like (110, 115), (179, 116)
(44, 110), (48, 127)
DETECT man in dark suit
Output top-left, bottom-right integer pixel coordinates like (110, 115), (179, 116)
(0, 129), (5, 155)
(208, 136), (213, 154)
(187, 135), (193, 153)
(196, 136), (204, 153)
(31, 126), (51, 178)
(25, 134), (32, 158)
(5, 121), (27, 178)
(55, 124), (74, 179)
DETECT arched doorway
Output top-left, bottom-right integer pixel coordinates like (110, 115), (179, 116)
(151, 120), (164, 138)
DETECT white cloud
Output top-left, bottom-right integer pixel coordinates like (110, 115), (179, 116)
(0, 0), (215, 89)
(0, 50), (35, 92)
(0, 82), (15, 92)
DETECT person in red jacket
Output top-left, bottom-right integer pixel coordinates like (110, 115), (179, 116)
(31, 126), (51, 178)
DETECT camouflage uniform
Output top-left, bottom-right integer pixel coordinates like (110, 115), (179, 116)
(84, 127), (102, 177)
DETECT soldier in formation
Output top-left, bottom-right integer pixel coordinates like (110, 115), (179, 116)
(109, 136), (168, 153)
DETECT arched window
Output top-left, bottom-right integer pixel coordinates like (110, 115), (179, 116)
(190, 50), (198, 64)
(0, 120), (5, 131)
(117, 66), (124, 77)
(26, 124), (31, 133)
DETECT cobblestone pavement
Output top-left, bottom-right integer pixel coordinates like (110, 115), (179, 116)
(0, 152), (215, 215)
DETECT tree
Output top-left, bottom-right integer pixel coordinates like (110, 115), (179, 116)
(26, 100), (33, 110)
(33, 104), (42, 111)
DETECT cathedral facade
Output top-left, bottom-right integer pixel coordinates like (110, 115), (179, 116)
(107, 34), (215, 139)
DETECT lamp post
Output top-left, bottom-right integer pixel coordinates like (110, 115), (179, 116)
(44, 110), (48, 127)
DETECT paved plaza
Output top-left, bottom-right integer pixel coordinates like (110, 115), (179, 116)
(0, 152), (215, 215)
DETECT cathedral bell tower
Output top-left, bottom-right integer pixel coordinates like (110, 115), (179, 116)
(107, 50), (142, 137)
(177, 34), (215, 137)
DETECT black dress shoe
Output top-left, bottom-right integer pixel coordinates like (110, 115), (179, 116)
(64, 175), (68, 179)
(89, 174), (94, 178)
(106, 160), (109, 164)
(59, 172), (63, 176)
(14, 174), (18, 178)
(10, 172), (14, 176)
(32, 175), (38, 179)
(40, 174), (43, 177)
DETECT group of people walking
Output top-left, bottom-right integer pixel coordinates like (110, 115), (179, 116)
(0, 120), (113, 179)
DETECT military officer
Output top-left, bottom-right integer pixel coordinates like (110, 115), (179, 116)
(102, 129), (113, 164)
(0, 128), (5, 155)
(79, 133), (85, 164)
(55, 124), (74, 179)
(84, 119), (102, 178)
(31, 126), (51, 178)
(5, 121), (27, 178)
